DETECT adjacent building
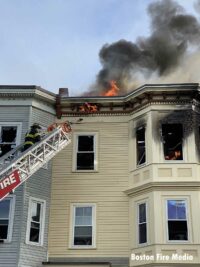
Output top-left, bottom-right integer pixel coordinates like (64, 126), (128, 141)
(0, 86), (56, 267)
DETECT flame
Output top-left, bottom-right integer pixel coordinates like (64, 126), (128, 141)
(79, 102), (98, 112)
(102, 80), (120, 96)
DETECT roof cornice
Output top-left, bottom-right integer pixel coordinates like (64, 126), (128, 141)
(56, 83), (199, 118)
(0, 85), (56, 104)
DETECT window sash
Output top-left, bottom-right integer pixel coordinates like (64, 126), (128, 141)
(0, 123), (21, 158)
(166, 200), (188, 241)
(75, 134), (96, 171)
(26, 198), (45, 246)
(72, 205), (95, 247)
(0, 197), (15, 241)
(136, 127), (146, 166)
(138, 202), (147, 245)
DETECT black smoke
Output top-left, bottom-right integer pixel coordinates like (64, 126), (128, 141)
(87, 0), (200, 96)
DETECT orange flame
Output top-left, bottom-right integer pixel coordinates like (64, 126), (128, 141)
(102, 80), (120, 97)
(79, 102), (98, 112)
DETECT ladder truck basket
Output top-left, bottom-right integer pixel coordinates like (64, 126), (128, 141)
(0, 122), (72, 201)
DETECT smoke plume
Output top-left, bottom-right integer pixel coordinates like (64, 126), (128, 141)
(86, 0), (200, 96)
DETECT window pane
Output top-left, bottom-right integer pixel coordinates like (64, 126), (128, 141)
(168, 200), (186, 220)
(77, 153), (94, 170)
(0, 200), (10, 218)
(75, 207), (83, 216)
(1, 127), (17, 143)
(74, 226), (92, 245)
(75, 216), (85, 225)
(162, 124), (183, 160)
(78, 136), (94, 151)
(29, 222), (40, 243)
(75, 207), (92, 226)
(75, 216), (92, 226)
(168, 221), (188, 240)
(139, 203), (146, 223)
(31, 202), (41, 222)
(84, 207), (92, 216)
(139, 223), (147, 244)
(0, 220), (8, 239)
(136, 127), (146, 165)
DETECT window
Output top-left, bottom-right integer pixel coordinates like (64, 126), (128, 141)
(72, 204), (96, 247)
(138, 202), (147, 244)
(0, 123), (21, 157)
(75, 134), (97, 171)
(0, 197), (15, 242)
(136, 126), (146, 165)
(26, 198), (46, 246)
(162, 124), (183, 160)
(167, 200), (188, 241)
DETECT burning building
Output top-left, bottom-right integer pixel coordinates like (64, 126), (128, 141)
(44, 82), (200, 267)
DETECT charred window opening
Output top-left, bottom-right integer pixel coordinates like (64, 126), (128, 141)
(76, 135), (95, 170)
(0, 126), (17, 157)
(167, 200), (188, 241)
(162, 124), (183, 160)
(136, 127), (146, 165)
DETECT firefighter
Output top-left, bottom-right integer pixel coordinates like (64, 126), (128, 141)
(23, 123), (41, 151)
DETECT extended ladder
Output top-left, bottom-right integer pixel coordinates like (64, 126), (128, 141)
(0, 123), (71, 201)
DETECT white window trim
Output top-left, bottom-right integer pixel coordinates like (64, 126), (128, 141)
(0, 195), (16, 243)
(137, 200), (148, 246)
(165, 198), (190, 243)
(72, 132), (98, 172)
(26, 197), (46, 246)
(0, 122), (22, 147)
(70, 203), (96, 249)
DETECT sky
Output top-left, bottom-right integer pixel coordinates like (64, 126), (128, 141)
(0, 0), (198, 96)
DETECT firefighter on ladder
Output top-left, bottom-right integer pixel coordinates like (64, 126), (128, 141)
(23, 123), (42, 151)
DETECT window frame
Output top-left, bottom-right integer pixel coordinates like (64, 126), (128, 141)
(137, 200), (148, 246)
(71, 203), (96, 249)
(73, 132), (98, 172)
(165, 199), (189, 243)
(26, 197), (46, 246)
(0, 195), (15, 243)
(0, 122), (22, 157)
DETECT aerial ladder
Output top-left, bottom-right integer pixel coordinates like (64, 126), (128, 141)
(0, 122), (72, 201)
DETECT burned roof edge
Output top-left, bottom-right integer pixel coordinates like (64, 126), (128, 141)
(59, 83), (199, 104)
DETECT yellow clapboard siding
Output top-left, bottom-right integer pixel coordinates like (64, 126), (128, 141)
(48, 120), (129, 258)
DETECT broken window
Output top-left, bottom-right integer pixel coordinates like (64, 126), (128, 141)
(136, 126), (146, 165)
(0, 126), (17, 157)
(162, 124), (183, 160)
(73, 205), (95, 247)
(76, 135), (95, 170)
(26, 198), (45, 245)
(0, 198), (13, 241)
(138, 202), (147, 244)
(167, 200), (188, 241)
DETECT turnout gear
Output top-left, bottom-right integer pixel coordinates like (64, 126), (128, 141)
(24, 124), (41, 151)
